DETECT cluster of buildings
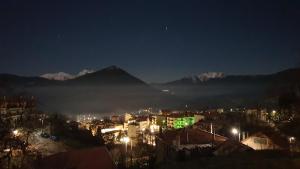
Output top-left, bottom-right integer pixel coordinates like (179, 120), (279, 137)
(1, 101), (295, 169)
(74, 107), (298, 165)
(0, 96), (36, 115)
(39, 107), (282, 169)
(0, 96), (39, 127)
(76, 110), (205, 147)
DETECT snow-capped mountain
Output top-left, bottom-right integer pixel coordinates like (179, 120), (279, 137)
(40, 69), (94, 81)
(40, 72), (74, 81)
(187, 72), (225, 83)
(77, 69), (94, 77)
(196, 72), (225, 82)
(167, 72), (225, 85)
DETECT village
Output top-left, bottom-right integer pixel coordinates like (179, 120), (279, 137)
(1, 96), (299, 169)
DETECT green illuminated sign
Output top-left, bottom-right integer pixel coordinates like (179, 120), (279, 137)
(173, 117), (195, 129)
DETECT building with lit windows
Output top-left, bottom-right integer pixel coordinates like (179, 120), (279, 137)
(166, 113), (204, 129)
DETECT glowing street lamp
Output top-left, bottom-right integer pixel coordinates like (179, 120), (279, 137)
(231, 128), (238, 135)
(13, 129), (19, 136)
(289, 137), (296, 144)
(121, 136), (130, 152)
(231, 128), (240, 141)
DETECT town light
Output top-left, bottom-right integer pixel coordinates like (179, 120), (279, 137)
(231, 128), (241, 141)
(120, 136), (130, 152)
(231, 128), (238, 135)
(101, 128), (119, 133)
(289, 137), (296, 144)
(13, 129), (19, 136)
(121, 136), (130, 144)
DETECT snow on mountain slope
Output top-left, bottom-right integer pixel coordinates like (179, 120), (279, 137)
(186, 72), (225, 83)
(40, 72), (74, 81)
(196, 72), (225, 82)
(41, 69), (94, 81)
(77, 69), (94, 77)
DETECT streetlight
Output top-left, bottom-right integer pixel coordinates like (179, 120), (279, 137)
(231, 128), (240, 141)
(13, 129), (19, 136)
(231, 128), (238, 135)
(289, 136), (296, 157)
(289, 137), (296, 144)
(121, 136), (130, 152)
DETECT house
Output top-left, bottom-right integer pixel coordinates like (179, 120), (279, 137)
(166, 112), (204, 129)
(156, 128), (227, 162)
(128, 123), (139, 138)
(157, 128), (227, 150)
(214, 140), (253, 156)
(241, 132), (289, 150)
(245, 109), (268, 122)
(36, 147), (117, 169)
(124, 113), (133, 122)
(111, 115), (120, 123)
(135, 116), (150, 131)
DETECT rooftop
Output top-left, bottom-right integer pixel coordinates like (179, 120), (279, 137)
(158, 128), (227, 146)
(36, 147), (117, 169)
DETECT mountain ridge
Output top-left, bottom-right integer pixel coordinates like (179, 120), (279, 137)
(0, 66), (299, 112)
(0, 65), (177, 113)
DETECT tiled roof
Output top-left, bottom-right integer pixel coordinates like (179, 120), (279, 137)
(214, 140), (253, 156)
(242, 132), (289, 148)
(159, 128), (227, 146)
(37, 147), (117, 169)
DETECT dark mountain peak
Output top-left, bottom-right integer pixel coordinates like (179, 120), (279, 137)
(68, 65), (145, 85)
(273, 67), (300, 83)
(275, 67), (300, 76)
(91, 65), (129, 76)
(95, 65), (127, 75)
(102, 65), (121, 71)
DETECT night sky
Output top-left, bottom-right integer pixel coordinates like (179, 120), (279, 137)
(0, 0), (299, 82)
